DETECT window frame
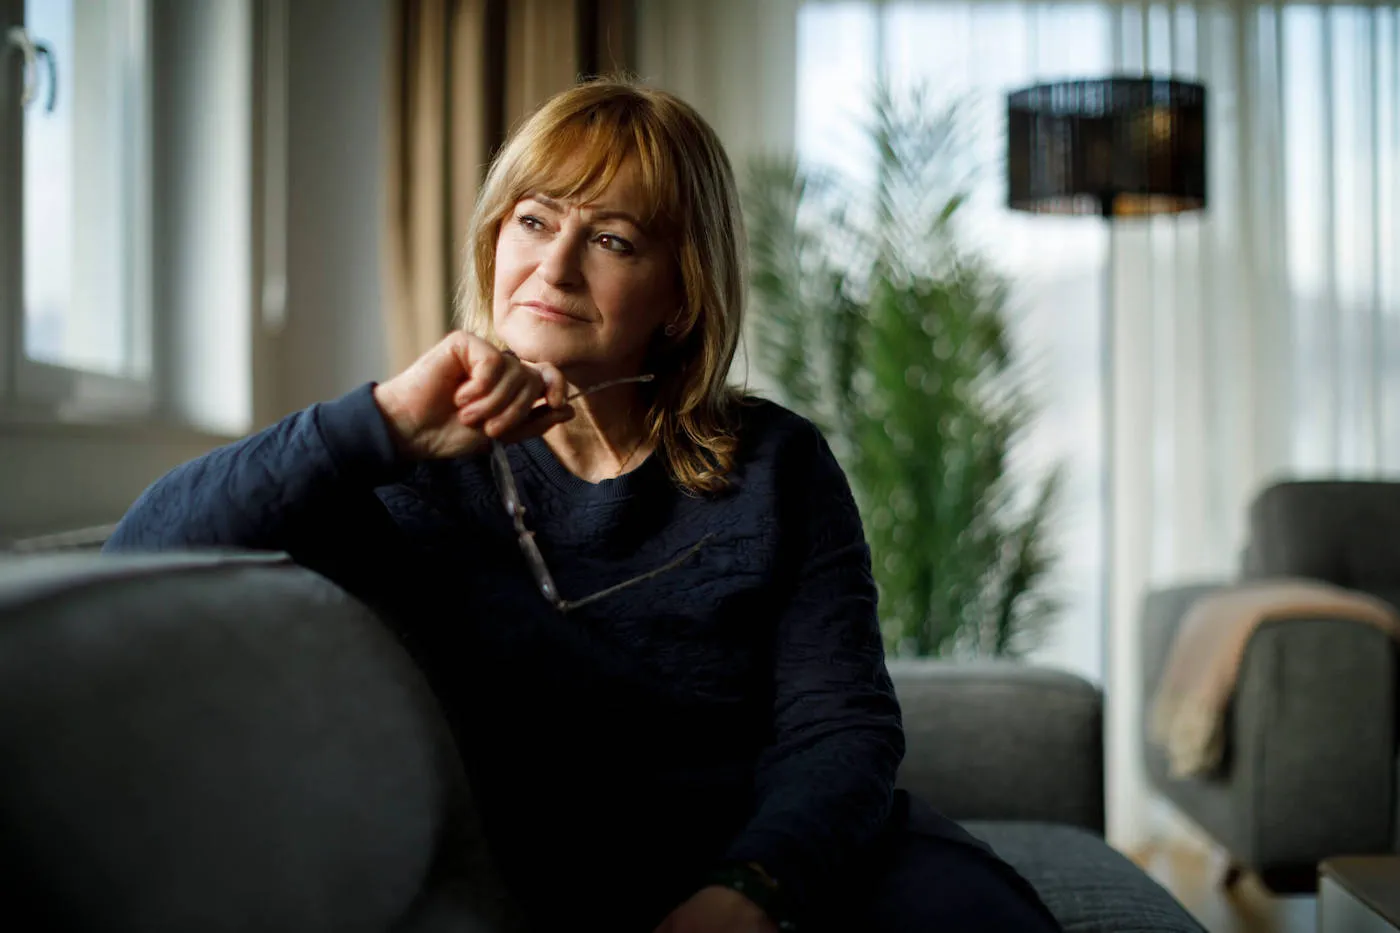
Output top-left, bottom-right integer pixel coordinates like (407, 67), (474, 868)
(1, 0), (157, 423)
(1, 0), (20, 407)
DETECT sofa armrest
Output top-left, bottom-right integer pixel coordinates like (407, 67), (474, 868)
(0, 552), (511, 932)
(887, 660), (1103, 834)
(1140, 582), (1230, 707)
(1228, 617), (1399, 868)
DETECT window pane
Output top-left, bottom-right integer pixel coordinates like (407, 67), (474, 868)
(23, 0), (145, 378)
(796, 2), (878, 187)
(22, 0), (73, 366)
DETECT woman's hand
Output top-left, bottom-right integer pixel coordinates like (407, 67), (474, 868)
(653, 886), (778, 933)
(372, 331), (573, 461)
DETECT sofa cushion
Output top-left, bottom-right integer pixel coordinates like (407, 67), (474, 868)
(966, 822), (1204, 933)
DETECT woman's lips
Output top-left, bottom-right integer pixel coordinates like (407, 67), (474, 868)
(522, 301), (586, 323)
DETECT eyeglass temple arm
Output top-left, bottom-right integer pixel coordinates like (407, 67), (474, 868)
(493, 443), (707, 613)
(566, 373), (654, 400)
(558, 534), (715, 613)
(493, 371), (668, 613)
(518, 373), (656, 428)
(491, 442), (570, 609)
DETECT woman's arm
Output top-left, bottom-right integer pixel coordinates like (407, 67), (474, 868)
(104, 383), (408, 557)
(721, 421), (905, 924)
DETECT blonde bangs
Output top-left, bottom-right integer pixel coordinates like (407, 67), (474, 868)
(508, 107), (681, 240)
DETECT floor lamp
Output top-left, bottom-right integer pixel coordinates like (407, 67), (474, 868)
(1005, 76), (1207, 841)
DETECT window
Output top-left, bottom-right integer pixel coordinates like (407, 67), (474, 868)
(794, 0), (1400, 686)
(0, 0), (269, 544)
(2, 0), (152, 418)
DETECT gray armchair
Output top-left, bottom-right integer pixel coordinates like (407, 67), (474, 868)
(1141, 480), (1400, 892)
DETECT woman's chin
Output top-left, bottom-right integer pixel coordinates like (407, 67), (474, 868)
(506, 340), (605, 382)
(501, 327), (579, 361)
(497, 325), (638, 383)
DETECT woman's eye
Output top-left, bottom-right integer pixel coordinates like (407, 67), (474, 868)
(595, 233), (634, 254)
(517, 214), (545, 232)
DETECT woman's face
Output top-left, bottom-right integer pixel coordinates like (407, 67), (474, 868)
(492, 158), (679, 381)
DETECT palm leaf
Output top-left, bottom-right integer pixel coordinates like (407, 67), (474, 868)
(745, 86), (1064, 658)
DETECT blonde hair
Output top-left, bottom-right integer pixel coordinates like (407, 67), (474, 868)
(455, 76), (749, 496)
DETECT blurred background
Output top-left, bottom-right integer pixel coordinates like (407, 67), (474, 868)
(1, 1), (1398, 927)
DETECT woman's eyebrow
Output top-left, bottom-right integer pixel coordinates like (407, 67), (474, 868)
(527, 193), (643, 229)
(529, 193), (566, 212)
(589, 207), (644, 227)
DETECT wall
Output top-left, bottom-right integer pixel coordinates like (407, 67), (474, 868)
(157, 0), (254, 436)
(273, 0), (389, 418)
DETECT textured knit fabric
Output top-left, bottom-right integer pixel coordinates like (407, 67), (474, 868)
(1242, 481), (1400, 590)
(103, 382), (1054, 931)
(965, 823), (1205, 933)
(890, 661), (1104, 834)
(0, 553), (512, 933)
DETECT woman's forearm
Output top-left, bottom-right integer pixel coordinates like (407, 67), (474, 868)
(104, 383), (408, 553)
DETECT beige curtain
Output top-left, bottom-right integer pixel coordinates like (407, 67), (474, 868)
(382, 0), (635, 374)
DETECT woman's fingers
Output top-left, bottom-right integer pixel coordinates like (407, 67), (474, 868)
(535, 363), (568, 409)
(453, 351), (510, 407)
(484, 379), (543, 437)
(450, 347), (574, 444)
(455, 339), (504, 399)
(453, 379), (484, 409)
(460, 361), (531, 424)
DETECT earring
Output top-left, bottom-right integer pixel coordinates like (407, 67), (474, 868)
(664, 323), (679, 337)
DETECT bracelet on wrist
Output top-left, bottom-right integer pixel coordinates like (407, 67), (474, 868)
(705, 861), (800, 932)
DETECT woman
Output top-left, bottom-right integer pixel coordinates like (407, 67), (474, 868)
(106, 79), (1060, 933)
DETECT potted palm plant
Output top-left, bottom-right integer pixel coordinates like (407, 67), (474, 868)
(744, 88), (1064, 658)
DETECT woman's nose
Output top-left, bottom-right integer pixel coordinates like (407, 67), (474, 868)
(536, 231), (584, 287)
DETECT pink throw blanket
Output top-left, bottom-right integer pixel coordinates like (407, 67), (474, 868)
(1149, 579), (1400, 778)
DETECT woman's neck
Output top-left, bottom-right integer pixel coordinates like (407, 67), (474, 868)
(542, 381), (654, 483)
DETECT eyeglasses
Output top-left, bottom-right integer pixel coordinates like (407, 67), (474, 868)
(488, 374), (712, 612)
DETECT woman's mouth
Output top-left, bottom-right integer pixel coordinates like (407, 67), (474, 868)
(521, 301), (586, 323)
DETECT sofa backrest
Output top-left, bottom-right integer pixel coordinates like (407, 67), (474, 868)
(1242, 481), (1400, 611)
(0, 551), (519, 933)
(889, 661), (1105, 834)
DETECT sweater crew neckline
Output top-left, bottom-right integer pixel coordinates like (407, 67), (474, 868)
(519, 435), (663, 502)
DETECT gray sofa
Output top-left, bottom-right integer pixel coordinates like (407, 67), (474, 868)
(0, 551), (1202, 932)
(1142, 480), (1400, 892)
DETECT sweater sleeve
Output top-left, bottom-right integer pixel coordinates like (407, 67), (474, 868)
(104, 382), (408, 558)
(722, 421), (905, 921)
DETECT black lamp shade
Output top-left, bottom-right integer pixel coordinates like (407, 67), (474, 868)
(1007, 77), (1207, 218)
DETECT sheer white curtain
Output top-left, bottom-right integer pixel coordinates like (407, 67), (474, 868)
(641, 0), (1400, 849)
(1108, 0), (1400, 850)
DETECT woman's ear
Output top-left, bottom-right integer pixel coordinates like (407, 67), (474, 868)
(660, 308), (685, 339)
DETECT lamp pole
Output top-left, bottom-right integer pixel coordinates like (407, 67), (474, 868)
(1006, 77), (1207, 846)
(1101, 192), (1117, 726)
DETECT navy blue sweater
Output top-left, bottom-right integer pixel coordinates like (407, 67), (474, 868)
(105, 383), (906, 930)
